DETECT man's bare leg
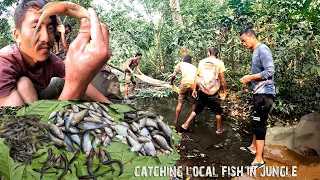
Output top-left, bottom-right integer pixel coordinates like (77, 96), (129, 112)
(17, 76), (38, 103)
(191, 104), (196, 111)
(124, 84), (129, 98)
(249, 135), (257, 152)
(252, 140), (264, 163)
(130, 84), (135, 96)
(54, 42), (60, 54)
(0, 90), (25, 107)
(216, 114), (222, 133)
(181, 111), (197, 130)
(173, 102), (183, 124)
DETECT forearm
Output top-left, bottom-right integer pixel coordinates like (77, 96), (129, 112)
(59, 83), (86, 100)
(136, 66), (143, 74)
(249, 73), (263, 81)
(85, 84), (112, 104)
(221, 79), (227, 93)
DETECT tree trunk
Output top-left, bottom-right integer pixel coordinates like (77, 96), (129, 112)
(231, 46), (235, 79)
(170, 0), (188, 59)
(170, 0), (183, 27)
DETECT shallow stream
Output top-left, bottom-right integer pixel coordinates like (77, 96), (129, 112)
(134, 98), (255, 180)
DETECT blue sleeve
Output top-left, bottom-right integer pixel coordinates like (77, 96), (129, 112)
(259, 48), (275, 80)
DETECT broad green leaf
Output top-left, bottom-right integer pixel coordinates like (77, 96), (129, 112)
(303, 0), (313, 9)
(16, 100), (77, 121)
(109, 104), (136, 113)
(0, 138), (23, 180)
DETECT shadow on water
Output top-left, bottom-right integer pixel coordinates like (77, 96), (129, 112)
(134, 98), (256, 180)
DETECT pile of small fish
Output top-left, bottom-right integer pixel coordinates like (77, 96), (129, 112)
(116, 111), (175, 156)
(34, 148), (123, 180)
(46, 102), (116, 156)
(0, 115), (49, 163)
(47, 102), (175, 157)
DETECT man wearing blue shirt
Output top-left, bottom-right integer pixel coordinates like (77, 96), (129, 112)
(239, 27), (276, 168)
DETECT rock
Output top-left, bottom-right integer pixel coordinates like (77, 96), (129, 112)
(293, 112), (320, 156)
(264, 144), (302, 166)
(90, 68), (122, 100)
(265, 112), (320, 156)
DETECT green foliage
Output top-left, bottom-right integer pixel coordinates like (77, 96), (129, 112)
(0, 18), (14, 48)
(136, 88), (175, 99)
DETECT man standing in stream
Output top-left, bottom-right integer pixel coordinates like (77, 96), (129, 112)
(169, 55), (197, 125)
(123, 52), (143, 99)
(239, 26), (276, 168)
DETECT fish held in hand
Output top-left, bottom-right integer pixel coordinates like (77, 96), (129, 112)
(30, 1), (91, 47)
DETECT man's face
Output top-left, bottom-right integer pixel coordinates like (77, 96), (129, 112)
(240, 33), (255, 49)
(14, 7), (55, 62)
(136, 55), (142, 61)
(65, 27), (71, 34)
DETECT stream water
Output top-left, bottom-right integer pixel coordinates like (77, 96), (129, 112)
(134, 97), (256, 180)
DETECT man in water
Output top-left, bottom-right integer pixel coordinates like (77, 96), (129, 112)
(54, 23), (71, 59)
(239, 26), (276, 168)
(0, 0), (112, 106)
(180, 48), (227, 134)
(123, 52), (143, 99)
(169, 55), (197, 124)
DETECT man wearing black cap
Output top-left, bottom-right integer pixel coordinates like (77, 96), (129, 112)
(123, 52), (143, 99)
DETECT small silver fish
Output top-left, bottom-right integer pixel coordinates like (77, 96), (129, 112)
(153, 135), (173, 152)
(49, 124), (64, 140)
(156, 119), (172, 138)
(48, 110), (59, 120)
(49, 132), (67, 147)
(126, 136), (140, 147)
(71, 104), (79, 113)
(71, 109), (88, 126)
(145, 118), (159, 129)
(130, 144), (143, 152)
(139, 118), (147, 128)
(127, 129), (138, 141)
(137, 136), (151, 143)
(77, 121), (108, 130)
(144, 141), (156, 156)
(139, 127), (152, 140)
(92, 135), (102, 148)
(82, 131), (92, 156)
(104, 127), (114, 138)
(70, 134), (81, 147)
(114, 124), (129, 137)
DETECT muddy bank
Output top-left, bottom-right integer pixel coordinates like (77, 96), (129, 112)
(233, 145), (320, 180)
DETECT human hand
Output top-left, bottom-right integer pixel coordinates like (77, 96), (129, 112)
(240, 75), (252, 84)
(192, 90), (197, 98)
(60, 8), (110, 99)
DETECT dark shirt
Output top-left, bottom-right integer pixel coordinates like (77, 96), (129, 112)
(0, 44), (65, 98)
(125, 58), (139, 73)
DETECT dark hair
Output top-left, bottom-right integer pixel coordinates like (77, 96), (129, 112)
(208, 48), (219, 57)
(65, 24), (71, 31)
(14, 0), (46, 30)
(135, 52), (142, 57)
(240, 26), (256, 38)
(182, 55), (192, 63)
